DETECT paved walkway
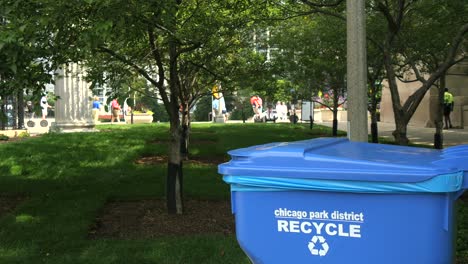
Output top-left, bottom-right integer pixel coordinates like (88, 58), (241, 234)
(318, 121), (468, 147)
(23, 118), (468, 147)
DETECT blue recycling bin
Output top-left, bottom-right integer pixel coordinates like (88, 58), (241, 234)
(218, 138), (468, 264)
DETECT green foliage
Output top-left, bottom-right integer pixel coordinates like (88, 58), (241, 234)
(152, 103), (169, 122)
(230, 100), (254, 121)
(17, 131), (30, 138)
(0, 134), (9, 141)
(457, 200), (468, 262)
(193, 95), (213, 121)
(0, 123), (331, 263)
(0, 2), (55, 98)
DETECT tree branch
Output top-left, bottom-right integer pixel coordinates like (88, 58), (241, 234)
(402, 22), (468, 116)
(300, 0), (345, 8)
(147, 27), (166, 88)
(97, 45), (171, 109)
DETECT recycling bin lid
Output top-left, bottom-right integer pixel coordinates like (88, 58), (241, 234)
(218, 138), (465, 184)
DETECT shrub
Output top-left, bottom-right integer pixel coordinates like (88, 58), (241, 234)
(193, 96), (212, 121)
(0, 134), (9, 141)
(18, 131), (30, 138)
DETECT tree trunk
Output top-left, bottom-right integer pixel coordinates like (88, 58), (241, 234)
(370, 120), (378, 143)
(434, 74), (446, 149)
(12, 95), (17, 129)
(0, 97), (5, 130)
(383, 50), (410, 145)
(332, 86), (340, 136)
(368, 82), (379, 143)
(17, 90), (25, 129)
(166, 19), (184, 214)
(392, 114), (409, 145)
(180, 103), (190, 160)
(332, 109), (338, 136)
(167, 121), (184, 214)
(369, 101), (378, 143)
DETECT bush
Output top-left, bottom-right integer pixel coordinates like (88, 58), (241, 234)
(193, 96), (212, 121)
(152, 103), (169, 122)
(230, 101), (254, 121)
(18, 131), (30, 138)
(0, 134), (9, 141)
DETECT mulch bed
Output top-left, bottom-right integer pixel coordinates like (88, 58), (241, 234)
(149, 139), (218, 145)
(0, 195), (26, 217)
(135, 155), (228, 166)
(88, 199), (235, 239)
(0, 137), (31, 144)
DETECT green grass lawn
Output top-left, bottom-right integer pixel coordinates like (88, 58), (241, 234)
(0, 123), (466, 263)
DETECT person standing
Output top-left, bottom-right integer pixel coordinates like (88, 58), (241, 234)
(443, 88), (454, 129)
(111, 98), (121, 123)
(40, 94), (50, 120)
(92, 97), (101, 123)
(250, 95), (262, 120)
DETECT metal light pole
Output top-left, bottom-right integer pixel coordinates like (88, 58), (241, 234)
(347, 0), (368, 142)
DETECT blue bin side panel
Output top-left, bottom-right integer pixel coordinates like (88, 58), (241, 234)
(232, 190), (455, 264)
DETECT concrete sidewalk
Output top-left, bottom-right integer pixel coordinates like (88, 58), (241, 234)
(318, 121), (468, 147)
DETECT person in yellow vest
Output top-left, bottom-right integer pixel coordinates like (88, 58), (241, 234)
(443, 88), (454, 129)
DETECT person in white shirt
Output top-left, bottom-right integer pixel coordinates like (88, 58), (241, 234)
(40, 95), (50, 120)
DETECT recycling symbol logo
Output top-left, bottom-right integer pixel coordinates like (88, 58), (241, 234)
(308, 235), (329, 257)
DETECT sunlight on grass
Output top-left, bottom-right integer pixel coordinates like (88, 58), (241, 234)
(0, 247), (29, 259)
(15, 214), (36, 223)
(0, 123), (465, 263)
(9, 165), (23, 176)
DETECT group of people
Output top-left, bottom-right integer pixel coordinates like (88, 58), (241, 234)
(251, 95), (290, 122)
(275, 101), (288, 121)
(91, 97), (120, 123)
(31, 88), (459, 128)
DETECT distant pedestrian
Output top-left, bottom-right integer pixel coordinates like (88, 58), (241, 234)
(26, 101), (34, 119)
(111, 98), (121, 123)
(40, 95), (50, 120)
(276, 101), (287, 121)
(92, 97), (101, 123)
(443, 88), (454, 129)
(250, 95), (262, 120)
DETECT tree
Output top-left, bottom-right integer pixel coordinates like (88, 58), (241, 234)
(0, 5), (54, 129)
(267, 12), (347, 135)
(286, 0), (467, 145)
(4, 0), (270, 214)
(372, 0), (467, 145)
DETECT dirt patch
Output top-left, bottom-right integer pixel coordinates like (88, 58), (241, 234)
(188, 155), (228, 165)
(135, 156), (168, 165)
(149, 139), (217, 145)
(135, 155), (228, 166)
(0, 137), (34, 144)
(0, 196), (26, 217)
(148, 139), (169, 144)
(190, 139), (217, 144)
(88, 199), (234, 239)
